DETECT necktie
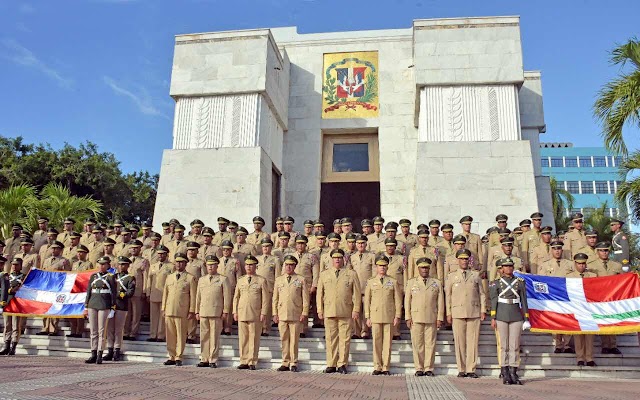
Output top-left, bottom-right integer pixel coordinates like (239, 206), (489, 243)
(359, 254), (363, 261)
(380, 277), (384, 284)
(604, 261), (608, 270)
(423, 247), (426, 255)
(248, 276), (252, 283)
(335, 270), (339, 279)
(176, 273), (181, 280)
(209, 275), (213, 282)
(557, 260), (561, 268)
(389, 256), (393, 263)
(423, 278), (427, 286)
(580, 273), (584, 278)
(287, 275), (291, 283)
(463, 271), (467, 280)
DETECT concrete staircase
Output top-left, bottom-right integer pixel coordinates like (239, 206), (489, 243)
(4, 318), (640, 378)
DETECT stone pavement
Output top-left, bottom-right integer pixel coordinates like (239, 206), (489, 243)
(0, 356), (639, 400)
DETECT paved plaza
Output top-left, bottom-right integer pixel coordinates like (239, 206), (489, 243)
(0, 356), (638, 400)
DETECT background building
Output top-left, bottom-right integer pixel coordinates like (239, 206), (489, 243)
(540, 142), (625, 217)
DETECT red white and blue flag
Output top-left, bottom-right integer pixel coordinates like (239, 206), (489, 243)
(2, 269), (94, 318)
(517, 272), (640, 334)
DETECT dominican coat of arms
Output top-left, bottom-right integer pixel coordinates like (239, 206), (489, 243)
(322, 51), (379, 119)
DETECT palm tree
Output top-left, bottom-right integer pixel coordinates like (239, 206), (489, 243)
(0, 184), (38, 238)
(549, 176), (574, 231)
(615, 152), (640, 220)
(32, 183), (103, 231)
(594, 37), (640, 157)
(583, 202), (613, 242)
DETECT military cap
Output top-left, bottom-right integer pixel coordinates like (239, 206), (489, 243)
(327, 232), (341, 241)
(260, 238), (274, 246)
(513, 226), (523, 234)
(169, 218), (180, 225)
(375, 254), (389, 265)
(47, 227), (59, 235)
(372, 216), (385, 225)
(174, 253), (188, 262)
(217, 217), (230, 224)
(500, 236), (515, 245)
(11, 258), (23, 265)
(173, 224), (186, 232)
(459, 216), (473, 224)
(161, 222), (170, 228)
(92, 226), (103, 233)
(501, 257), (515, 267)
(77, 244), (89, 253)
(497, 228), (511, 236)
(100, 223), (108, 230)
(399, 218), (411, 227)
(141, 221), (153, 229)
(573, 253), (589, 263)
(519, 219), (532, 227)
(355, 234), (368, 243)
(275, 216), (284, 224)
(314, 231), (327, 239)
(384, 223), (397, 232)
(236, 226), (248, 235)
(294, 235), (308, 244)
(127, 223), (139, 232)
(313, 220), (325, 227)
(330, 249), (345, 258)
(303, 219), (314, 227)
(481, 235), (489, 243)
(37, 216), (49, 223)
(69, 231), (82, 238)
(253, 216), (265, 225)
(63, 218), (75, 225)
(19, 231), (31, 239)
(205, 255), (220, 264)
(585, 229), (598, 237)
(456, 249), (471, 259)
(486, 226), (498, 234)
(118, 256), (132, 264)
(417, 223), (428, 231)
(361, 219), (372, 227)
(156, 245), (169, 254)
(346, 232), (357, 242)
(341, 217), (352, 226)
(221, 240), (234, 249)
(104, 238), (116, 245)
(571, 212), (584, 222)
(244, 255), (258, 265)
(228, 221), (238, 228)
(384, 238), (398, 246)
(556, 230), (566, 237)
(186, 241), (200, 249)
(190, 219), (204, 227)
(416, 257), (432, 267)
(20, 237), (34, 245)
(97, 256), (111, 264)
(278, 231), (291, 239)
(84, 218), (97, 225)
(417, 229), (429, 238)
(203, 227), (215, 236)
(452, 234), (467, 244)
(495, 214), (508, 222)
(150, 232), (162, 239)
(333, 218), (342, 226)
(540, 226), (553, 234)
(610, 218), (625, 226)
(283, 216), (295, 224)
(283, 254), (299, 265)
(441, 223), (454, 232)
(112, 219), (123, 227)
(121, 229), (132, 236)
(50, 240), (64, 249)
(428, 219), (441, 228)
(495, 258), (503, 267)
(595, 241), (611, 250)
(531, 212), (544, 219)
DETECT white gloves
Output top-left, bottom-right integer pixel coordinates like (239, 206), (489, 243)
(522, 321), (531, 331)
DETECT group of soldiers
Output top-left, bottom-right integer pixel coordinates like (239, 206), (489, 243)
(0, 212), (632, 381)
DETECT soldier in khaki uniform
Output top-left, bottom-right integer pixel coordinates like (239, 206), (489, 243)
(218, 240), (242, 335)
(489, 237), (524, 280)
(198, 228), (219, 260)
(488, 215), (509, 247)
(213, 218), (235, 246)
(528, 226), (553, 274)
(256, 238), (281, 336)
(88, 227), (106, 265)
(273, 232), (292, 263)
(123, 240), (149, 340)
(33, 217), (49, 252)
(184, 242), (205, 343)
(146, 245), (173, 342)
(14, 238), (40, 272)
(62, 231), (82, 262)
(364, 254), (402, 375)
(320, 233), (350, 271)
(576, 230), (599, 263)
(233, 255), (269, 370)
(248, 216), (270, 247)
(366, 216), (386, 252)
(80, 218), (97, 247)
(359, 219), (372, 236)
(167, 225), (188, 262)
(196, 255), (231, 368)
(397, 219), (418, 254)
(270, 217), (285, 244)
(566, 258), (598, 366)
(520, 212), (543, 268)
(444, 235), (480, 277)
(67, 245), (93, 338)
(445, 249), (487, 378)
(160, 221), (173, 246)
(309, 231), (329, 261)
(381, 238), (405, 339)
(459, 216), (483, 272)
(291, 235), (320, 334)
(317, 249), (362, 374)
(38, 228), (58, 263)
(233, 227), (257, 268)
(57, 218), (75, 247)
(351, 234), (375, 339)
(408, 229), (439, 281)
(38, 241), (70, 336)
(114, 229), (133, 257)
(564, 212), (587, 257)
(185, 219), (205, 245)
(162, 253), (197, 366)
(302, 220), (316, 249)
(273, 255), (309, 372)
(406, 258), (444, 376)
(2, 224), (22, 266)
(140, 222), (155, 249)
(425, 220), (442, 248)
(142, 233), (161, 265)
(109, 219), (125, 243)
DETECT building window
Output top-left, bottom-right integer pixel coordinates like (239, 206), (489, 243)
(566, 181), (580, 194)
(615, 181), (623, 193)
(614, 156), (624, 167)
(322, 133), (380, 183)
(594, 181), (609, 194)
(332, 143), (369, 172)
(556, 181), (565, 191)
(541, 157), (550, 167)
(593, 156), (607, 167)
(565, 157), (578, 167)
(579, 157), (592, 167)
(550, 157), (563, 167)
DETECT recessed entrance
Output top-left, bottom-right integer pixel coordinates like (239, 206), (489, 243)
(320, 182), (380, 228)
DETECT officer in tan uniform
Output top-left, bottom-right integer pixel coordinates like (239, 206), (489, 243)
(273, 231), (292, 262)
(361, 219), (373, 236)
(57, 218), (75, 247)
(233, 255), (269, 370)
(248, 216), (270, 247)
(445, 249), (487, 377)
(317, 249), (362, 374)
(397, 219), (418, 254)
(62, 231), (82, 262)
(162, 253), (197, 366)
(167, 225), (188, 262)
(489, 237), (524, 280)
(444, 235), (478, 277)
(87, 227), (106, 265)
(528, 226), (553, 274)
(366, 216), (386, 252)
(408, 229), (439, 281)
(564, 212), (587, 257)
(140, 222), (155, 249)
(459, 216), (483, 269)
(270, 217), (285, 244)
(256, 238), (281, 336)
(283, 216), (298, 248)
(488, 215), (509, 247)
(320, 233), (350, 271)
(364, 254), (402, 375)
(38, 228), (58, 262)
(291, 235), (320, 334)
(576, 230), (599, 263)
(198, 228), (219, 261)
(351, 234), (375, 339)
(233, 227), (257, 267)
(380, 238), (405, 339)
(14, 238), (40, 272)
(196, 255), (231, 368)
(33, 217), (49, 252)
(520, 212), (543, 268)
(405, 257), (444, 376)
(142, 233), (161, 265)
(185, 219), (205, 244)
(67, 245), (93, 338)
(219, 240), (242, 335)
(302, 220), (315, 249)
(81, 218), (97, 247)
(310, 231), (329, 261)
(146, 245), (173, 342)
(37, 241), (70, 336)
(160, 221), (173, 246)
(123, 240), (149, 340)
(273, 255), (309, 372)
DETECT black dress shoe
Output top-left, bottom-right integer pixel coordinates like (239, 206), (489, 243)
(467, 373), (479, 378)
(382, 371), (390, 376)
(325, 367), (337, 373)
(197, 362), (210, 367)
(392, 335), (401, 340)
(223, 331), (231, 336)
(272, 322), (278, 327)
(210, 363), (217, 368)
(372, 370), (382, 375)
(249, 365), (256, 370)
(554, 348), (563, 354)
(312, 323), (323, 328)
(146, 338), (157, 342)
(290, 366), (298, 372)
(48, 332), (57, 336)
(577, 361), (585, 366)
(587, 361), (597, 367)
(351, 335), (360, 340)
(457, 372), (467, 377)
(338, 365), (348, 374)
(277, 366), (290, 372)
(361, 335), (370, 340)
(300, 333), (306, 338)
(164, 360), (176, 366)
(175, 360), (183, 366)
(186, 339), (196, 344)
(36, 331), (49, 336)
(261, 333), (269, 337)
(425, 371), (434, 377)
(564, 348), (575, 354)
(415, 371), (424, 377)
(609, 348), (622, 355)
(157, 338), (166, 343)
(237, 364), (249, 370)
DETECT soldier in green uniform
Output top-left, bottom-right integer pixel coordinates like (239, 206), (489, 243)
(84, 257), (117, 364)
(0, 257), (25, 356)
(490, 257), (529, 385)
(104, 256), (136, 362)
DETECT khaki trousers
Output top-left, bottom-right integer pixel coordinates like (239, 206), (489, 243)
(165, 316), (188, 361)
(149, 302), (165, 340)
(262, 291), (273, 334)
(278, 320), (300, 367)
(88, 309), (109, 351)
(324, 317), (352, 368)
(200, 317), (223, 363)
(41, 318), (58, 334)
(352, 298), (369, 337)
(372, 323), (392, 371)
(238, 320), (262, 366)
(601, 335), (617, 349)
(452, 317), (480, 373)
(575, 335), (594, 362)
(3, 315), (24, 342)
(68, 318), (85, 336)
(496, 320), (523, 367)
(554, 334), (572, 350)
(124, 296), (142, 337)
(188, 318), (198, 340)
(106, 310), (127, 349)
(410, 322), (437, 372)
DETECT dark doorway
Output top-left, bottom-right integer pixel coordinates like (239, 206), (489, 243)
(272, 166), (281, 232)
(320, 182), (380, 231)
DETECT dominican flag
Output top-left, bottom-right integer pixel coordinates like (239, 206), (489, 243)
(517, 272), (640, 335)
(3, 269), (94, 318)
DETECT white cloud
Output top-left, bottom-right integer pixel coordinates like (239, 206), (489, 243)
(1, 39), (73, 89)
(103, 76), (169, 119)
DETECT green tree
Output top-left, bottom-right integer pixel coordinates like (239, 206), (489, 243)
(616, 152), (640, 221)
(549, 176), (574, 231)
(0, 184), (38, 238)
(583, 202), (613, 241)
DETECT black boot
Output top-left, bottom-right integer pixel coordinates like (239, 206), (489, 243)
(85, 350), (97, 364)
(96, 351), (103, 364)
(509, 367), (522, 385)
(501, 367), (512, 384)
(103, 348), (114, 361)
(113, 348), (121, 362)
(0, 341), (10, 356)
(8, 342), (17, 356)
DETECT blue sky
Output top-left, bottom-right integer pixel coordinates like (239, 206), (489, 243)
(0, 0), (638, 174)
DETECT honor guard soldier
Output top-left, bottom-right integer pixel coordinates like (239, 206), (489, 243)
(408, 229), (439, 281)
(490, 257), (529, 385)
(610, 219), (630, 265)
(528, 226), (554, 274)
(351, 234), (375, 339)
(84, 257), (117, 364)
(317, 249), (362, 374)
(162, 253), (197, 366)
(196, 255), (231, 368)
(123, 240), (149, 341)
(291, 235), (320, 334)
(405, 257), (444, 376)
(233, 255), (269, 370)
(273, 255), (310, 372)
(256, 238), (281, 336)
(248, 216), (270, 247)
(445, 249), (487, 378)
(213, 217), (236, 246)
(146, 245), (173, 342)
(564, 213), (587, 257)
(364, 254), (402, 375)
(219, 240), (242, 335)
(566, 259), (598, 366)
(104, 256), (136, 362)
(0, 257), (25, 356)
